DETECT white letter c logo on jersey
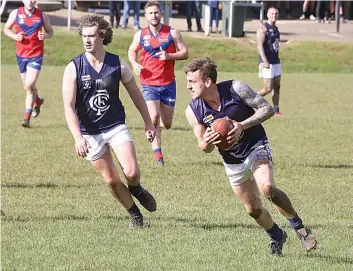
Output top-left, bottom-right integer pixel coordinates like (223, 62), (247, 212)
(89, 89), (111, 118)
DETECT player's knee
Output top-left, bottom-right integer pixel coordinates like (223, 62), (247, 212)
(24, 83), (35, 92)
(262, 184), (277, 202)
(264, 84), (273, 94)
(161, 122), (172, 130)
(247, 207), (263, 219)
(123, 168), (140, 182)
(102, 169), (119, 185)
(151, 114), (160, 126)
(274, 84), (281, 92)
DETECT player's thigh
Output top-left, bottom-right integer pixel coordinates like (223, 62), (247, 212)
(20, 72), (26, 86)
(90, 149), (120, 183)
(24, 56), (43, 85)
(250, 143), (274, 187)
(160, 103), (174, 128)
(107, 125), (139, 177)
(232, 178), (263, 210)
(159, 80), (176, 127)
(146, 100), (161, 122)
(24, 66), (41, 88)
(273, 74), (281, 88)
(112, 141), (140, 178)
(263, 78), (274, 91)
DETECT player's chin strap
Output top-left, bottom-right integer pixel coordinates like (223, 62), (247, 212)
(0, 0), (8, 16)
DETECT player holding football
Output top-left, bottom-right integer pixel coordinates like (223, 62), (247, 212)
(257, 7), (282, 116)
(4, 0), (54, 128)
(184, 58), (317, 256)
(128, 1), (189, 166)
(62, 14), (157, 229)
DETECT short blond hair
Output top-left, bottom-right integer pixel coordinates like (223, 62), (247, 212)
(184, 58), (218, 84)
(145, 1), (160, 11)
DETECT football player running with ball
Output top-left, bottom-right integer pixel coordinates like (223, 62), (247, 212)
(184, 57), (317, 256)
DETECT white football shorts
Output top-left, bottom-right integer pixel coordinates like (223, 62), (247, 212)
(258, 63), (282, 79)
(223, 142), (273, 187)
(82, 124), (133, 161)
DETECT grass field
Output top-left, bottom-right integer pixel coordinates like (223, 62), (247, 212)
(1, 25), (353, 73)
(1, 63), (353, 270)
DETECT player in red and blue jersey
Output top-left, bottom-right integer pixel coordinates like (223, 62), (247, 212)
(4, 0), (53, 128)
(128, 1), (189, 166)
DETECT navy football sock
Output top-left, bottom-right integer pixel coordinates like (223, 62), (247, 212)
(266, 223), (283, 243)
(128, 203), (142, 218)
(288, 215), (304, 232)
(128, 183), (142, 197)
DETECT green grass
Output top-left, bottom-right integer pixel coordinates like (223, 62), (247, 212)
(1, 25), (353, 72)
(1, 65), (353, 270)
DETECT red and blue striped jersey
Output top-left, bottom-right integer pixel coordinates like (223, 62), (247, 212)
(14, 7), (44, 58)
(138, 24), (176, 86)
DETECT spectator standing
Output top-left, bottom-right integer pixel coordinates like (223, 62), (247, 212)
(186, 0), (203, 32)
(122, 0), (141, 29)
(109, 1), (122, 28)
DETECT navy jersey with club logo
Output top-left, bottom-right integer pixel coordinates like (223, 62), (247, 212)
(259, 22), (280, 65)
(189, 80), (268, 164)
(72, 52), (125, 135)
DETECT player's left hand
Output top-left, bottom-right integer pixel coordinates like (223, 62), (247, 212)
(203, 127), (221, 145)
(156, 46), (170, 60)
(145, 125), (156, 143)
(225, 117), (244, 145)
(38, 31), (46, 40)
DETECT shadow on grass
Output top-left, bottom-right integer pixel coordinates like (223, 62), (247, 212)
(192, 222), (258, 230)
(187, 161), (224, 167)
(153, 216), (258, 230)
(29, 124), (69, 129)
(282, 223), (327, 230)
(301, 163), (353, 169)
(2, 215), (127, 223)
(304, 164), (353, 169)
(1, 183), (99, 189)
(128, 126), (191, 132)
(305, 253), (353, 265)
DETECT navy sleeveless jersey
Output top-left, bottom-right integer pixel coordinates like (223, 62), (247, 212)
(189, 80), (268, 164)
(72, 52), (125, 135)
(259, 22), (280, 65)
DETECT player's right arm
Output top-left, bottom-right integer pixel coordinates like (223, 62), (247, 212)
(256, 24), (269, 68)
(3, 10), (23, 41)
(186, 105), (219, 153)
(128, 31), (144, 75)
(62, 62), (89, 157)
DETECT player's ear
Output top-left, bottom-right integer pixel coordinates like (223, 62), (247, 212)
(205, 78), (213, 87)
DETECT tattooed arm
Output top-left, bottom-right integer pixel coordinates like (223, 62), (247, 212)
(256, 24), (269, 68)
(233, 80), (274, 130)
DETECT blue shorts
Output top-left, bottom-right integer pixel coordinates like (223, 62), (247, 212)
(141, 80), (176, 107)
(16, 55), (43, 73)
